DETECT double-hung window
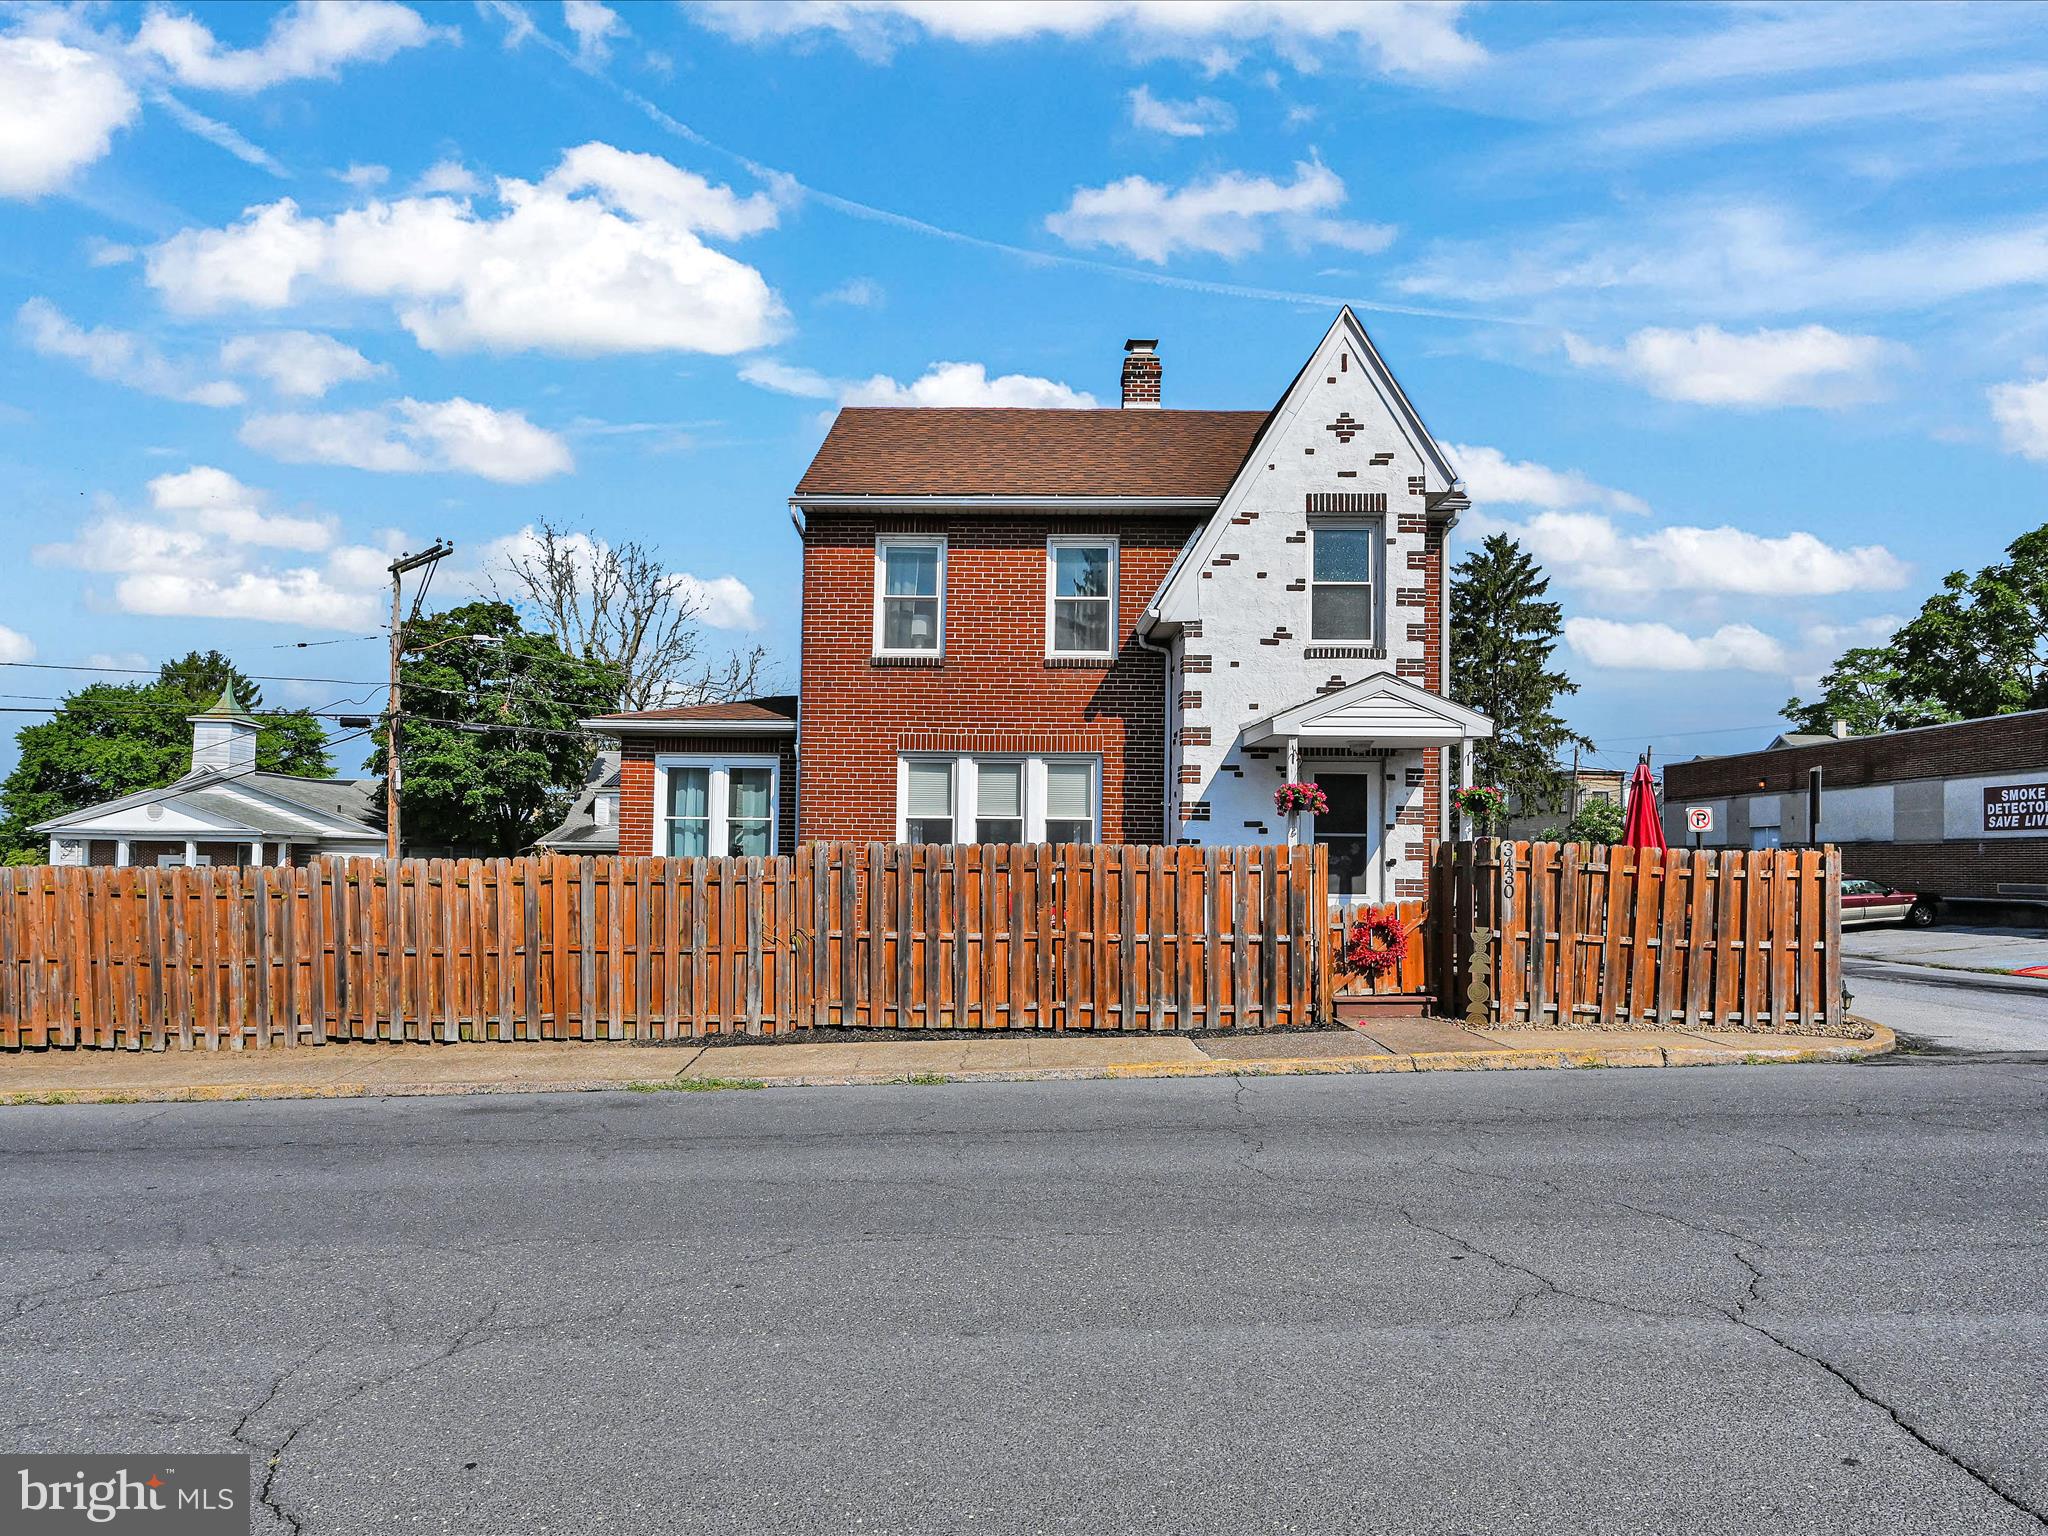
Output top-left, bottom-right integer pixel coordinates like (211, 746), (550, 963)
(658, 756), (780, 857)
(1047, 537), (1116, 658)
(1309, 523), (1380, 643)
(897, 755), (1098, 844)
(904, 759), (956, 844)
(974, 759), (1024, 843)
(876, 536), (944, 656)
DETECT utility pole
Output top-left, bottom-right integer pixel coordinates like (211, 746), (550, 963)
(385, 541), (454, 862)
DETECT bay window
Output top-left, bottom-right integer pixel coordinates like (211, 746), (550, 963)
(875, 536), (945, 656)
(656, 755), (781, 857)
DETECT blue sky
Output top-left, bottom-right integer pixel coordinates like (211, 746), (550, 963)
(4, 1), (2048, 780)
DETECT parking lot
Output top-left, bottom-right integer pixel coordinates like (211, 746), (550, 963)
(1842, 921), (2048, 1054)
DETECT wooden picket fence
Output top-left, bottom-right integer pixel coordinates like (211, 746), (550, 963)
(1325, 898), (1432, 999)
(0, 842), (1328, 1050)
(1434, 840), (1846, 1034)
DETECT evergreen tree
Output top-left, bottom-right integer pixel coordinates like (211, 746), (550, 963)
(1450, 534), (1589, 814)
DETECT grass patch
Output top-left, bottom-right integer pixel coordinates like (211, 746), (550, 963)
(890, 1072), (950, 1086)
(627, 1075), (767, 1093)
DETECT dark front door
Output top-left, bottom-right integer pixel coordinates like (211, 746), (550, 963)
(1315, 772), (1380, 900)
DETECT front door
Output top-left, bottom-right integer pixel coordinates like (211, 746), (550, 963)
(1315, 771), (1381, 903)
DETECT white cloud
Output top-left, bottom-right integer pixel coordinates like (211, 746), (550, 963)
(0, 34), (140, 198)
(689, 1), (1485, 80)
(819, 276), (884, 308)
(241, 396), (574, 483)
(145, 140), (787, 357)
(563, 0), (625, 63)
(671, 573), (758, 630)
(33, 467), (380, 628)
(1471, 508), (1909, 598)
(1447, 443), (1648, 515)
(1128, 84), (1236, 138)
(741, 358), (1097, 409)
(17, 297), (244, 407)
(1565, 617), (1787, 673)
(0, 625), (34, 663)
(132, 1), (445, 92)
(413, 157), (481, 195)
(220, 330), (384, 398)
(1562, 324), (1907, 409)
(84, 236), (138, 267)
(1989, 376), (2048, 461)
(1046, 160), (1393, 263)
(336, 161), (389, 188)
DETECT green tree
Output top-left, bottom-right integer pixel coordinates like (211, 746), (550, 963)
(1782, 646), (1949, 736)
(1788, 526), (2048, 732)
(1450, 534), (1589, 813)
(1547, 795), (1625, 846)
(373, 600), (624, 855)
(0, 652), (330, 862)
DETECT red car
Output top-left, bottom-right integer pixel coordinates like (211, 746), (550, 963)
(1842, 878), (1937, 928)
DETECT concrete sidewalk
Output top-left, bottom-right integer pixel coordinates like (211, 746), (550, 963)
(0, 1017), (1892, 1105)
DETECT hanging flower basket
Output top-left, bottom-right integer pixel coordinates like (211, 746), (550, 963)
(1341, 905), (1411, 981)
(1450, 784), (1508, 833)
(1274, 781), (1330, 817)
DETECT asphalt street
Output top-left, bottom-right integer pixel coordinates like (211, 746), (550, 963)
(1845, 924), (2048, 1054)
(4, 1061), (2046, 1534)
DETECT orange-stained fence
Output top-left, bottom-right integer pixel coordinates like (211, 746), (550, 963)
(1434, 839), (1846, 1034)
(1324, 899), (1432, 1000)
(0, 841), (1330, 1050)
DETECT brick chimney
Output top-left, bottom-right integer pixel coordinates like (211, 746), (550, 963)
(1121, 338), (1161, 409)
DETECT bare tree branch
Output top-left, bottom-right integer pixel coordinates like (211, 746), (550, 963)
(492, 519), (770, 711)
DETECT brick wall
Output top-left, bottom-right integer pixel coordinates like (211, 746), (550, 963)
(797, 511), (1203, 843)
(615, 733), (799, 858)
(1837, 839), (2048, 900)
(1666, 711), (2048, 799)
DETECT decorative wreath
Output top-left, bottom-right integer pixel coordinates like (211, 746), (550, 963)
(1274, 780), (1330, 817)
(1342, 904), (1411, 980)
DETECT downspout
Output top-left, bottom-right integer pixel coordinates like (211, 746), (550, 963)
(1437, 499), (1456, 849)
(1134, 621), (1176, 845)
(789, 502), (806, 843)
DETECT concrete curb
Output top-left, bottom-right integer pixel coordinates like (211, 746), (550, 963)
(0, 1023), (1896, 1106)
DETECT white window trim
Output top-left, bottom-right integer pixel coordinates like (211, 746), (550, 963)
(895, 754), (1102, 844)
(1045, 535), (1118, 660)
(874, 534), (947, 659)
(1307, 519), (1382, 646)
(653, 753), (781, 858)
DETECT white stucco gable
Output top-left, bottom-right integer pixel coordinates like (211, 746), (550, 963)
(1142, 305), (1462, 632)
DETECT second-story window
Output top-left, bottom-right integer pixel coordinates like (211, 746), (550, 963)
(1310, 523), (1380, 643)
(876, 536), (944, 656)
(1047, 537), (1117, 658)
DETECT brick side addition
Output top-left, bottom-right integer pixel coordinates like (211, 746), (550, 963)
(798, 511), (1203, 843)
(615, 733), (799, 858)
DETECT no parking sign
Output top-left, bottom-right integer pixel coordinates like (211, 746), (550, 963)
(1686, 806), (1714, 834)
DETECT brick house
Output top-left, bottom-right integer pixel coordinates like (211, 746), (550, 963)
(588, 308), (1492, 902)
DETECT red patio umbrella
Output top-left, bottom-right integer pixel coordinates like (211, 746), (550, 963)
(1622, 760), (1667, 851)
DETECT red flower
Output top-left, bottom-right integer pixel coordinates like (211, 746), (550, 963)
(1341, 905), (1411, 980)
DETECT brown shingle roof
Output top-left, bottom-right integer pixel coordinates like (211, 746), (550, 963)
(588, 694), (797, 726)
(794, 408), (1271, 499)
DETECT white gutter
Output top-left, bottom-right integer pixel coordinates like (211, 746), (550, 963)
(790, 494), (1217, 513)
(582, 718), (796, 736)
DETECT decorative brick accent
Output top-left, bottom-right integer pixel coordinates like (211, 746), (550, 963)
(1179, 725), (1211, 746)
(1371, 451), (1394, 466)
(1407, 475), (1426, 495)
(1182, 620), (1203, 639)
(1179, 800), (1211, 824)
(1325, 412), (1362, 443)
(1183, 653), (1212, 674)
(1306, 645), (1383, 660)
(1179, 690), (1202, 710)
(1397, 659), (1428, 678)
(1306, 491), (1387, 514)
(1179, 764), (1202, 785)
